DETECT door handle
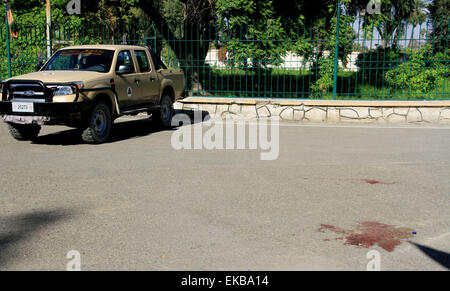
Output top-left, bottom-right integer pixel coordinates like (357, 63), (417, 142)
(150, 77), (156, 82)
(135, 78), (140, 84)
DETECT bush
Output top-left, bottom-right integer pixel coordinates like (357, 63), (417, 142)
(355, 47), (406, 85)
(384, 45), (448, 93)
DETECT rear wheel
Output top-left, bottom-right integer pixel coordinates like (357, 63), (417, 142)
(81, 103), (112, 144)
(154, 93), (174, 128)
(8, 123), (41, 141)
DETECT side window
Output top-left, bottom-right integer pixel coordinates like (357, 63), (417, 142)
(134, 50), (151, 73)
(115, 50), (135, 73)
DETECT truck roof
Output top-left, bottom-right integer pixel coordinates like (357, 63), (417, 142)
(60, 44), (146, 51)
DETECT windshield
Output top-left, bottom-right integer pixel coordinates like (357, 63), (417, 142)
(43, 49), (114, 73)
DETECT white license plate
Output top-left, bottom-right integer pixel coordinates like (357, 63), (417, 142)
(12, 102), (34, 113)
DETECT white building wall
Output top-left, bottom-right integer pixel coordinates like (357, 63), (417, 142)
(205, 49), (361, 71)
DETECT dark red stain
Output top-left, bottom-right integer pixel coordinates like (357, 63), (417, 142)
(362, 179), (395, 185)
(318, 224), (348, 235)
(319, 222), (414, 252)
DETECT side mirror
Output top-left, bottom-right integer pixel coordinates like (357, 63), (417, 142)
(36, 61), (44, 71)
(116, 64), (132, 75)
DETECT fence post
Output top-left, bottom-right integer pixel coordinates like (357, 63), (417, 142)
(332, 0), (341, 100)
(4, 0), (11, 78)
(46, 0), (52, 59)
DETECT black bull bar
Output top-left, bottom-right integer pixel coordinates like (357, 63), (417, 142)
(0, 79), (114, 118)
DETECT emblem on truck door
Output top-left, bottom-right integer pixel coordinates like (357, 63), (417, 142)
(127, 87), (132, 97)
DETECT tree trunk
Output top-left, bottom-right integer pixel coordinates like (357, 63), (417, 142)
(137, 1), (215, 96)
(408, 25), (415, 49)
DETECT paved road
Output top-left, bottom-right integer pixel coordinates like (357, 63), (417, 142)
(0, 117), (449, 271)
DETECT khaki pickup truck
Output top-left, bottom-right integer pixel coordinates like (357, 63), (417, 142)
(0, 45), (185, 143)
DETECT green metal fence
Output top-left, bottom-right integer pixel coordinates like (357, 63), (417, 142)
(1, 18), (449, 100)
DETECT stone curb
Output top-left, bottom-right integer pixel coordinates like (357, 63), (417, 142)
(175, 97), (450, 124)
(180, 97), (450, 107)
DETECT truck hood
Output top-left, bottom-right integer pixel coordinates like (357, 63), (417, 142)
(5, 71), (109, 84)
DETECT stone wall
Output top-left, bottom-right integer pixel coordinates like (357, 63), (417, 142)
(175, 98), (450, 124)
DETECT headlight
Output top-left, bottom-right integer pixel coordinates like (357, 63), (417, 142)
(52, 82), (84, 96)
(54, 86), (74, 96)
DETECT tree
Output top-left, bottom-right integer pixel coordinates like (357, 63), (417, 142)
(134, 0), (217, 92)
(407, 0), (427, 48)
(428, 0), (450, 52)
(347, 0), (417, 48)
(215, 0), (355, 68)
(215, 0), (286, 69)
(3, 0), (84, 25)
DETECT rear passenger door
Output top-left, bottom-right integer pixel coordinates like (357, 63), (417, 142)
(133, 49), (160, 106)
(114, 50), (140, 108)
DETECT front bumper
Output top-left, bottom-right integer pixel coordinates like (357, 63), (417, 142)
(0, 101), (93, 126)
(0, 101), (92, 118)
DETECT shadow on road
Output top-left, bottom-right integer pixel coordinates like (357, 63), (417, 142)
(410, 242), (450, 270)
(0, 209), (75, 268)
(32, 110), (209, 146)
(32, 118), (167, 146)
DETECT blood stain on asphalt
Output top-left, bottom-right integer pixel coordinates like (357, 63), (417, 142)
(319, 224), (348, 235)
(319, 222), (414, 252)
(362, 179), (395, 185)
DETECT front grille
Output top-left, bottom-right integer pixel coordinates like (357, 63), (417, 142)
(2, 81), (54, 102)
(9, 84), (45, 101)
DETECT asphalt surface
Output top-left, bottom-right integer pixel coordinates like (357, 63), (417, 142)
(0, 116), (449, 271)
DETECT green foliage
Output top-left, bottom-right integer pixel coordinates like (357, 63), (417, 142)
(428, 0), (449, 52)
(289, 39), (313, 64)
(408, 0), (427, 27)
(355, 46), (405, 83)
(161, 0), (184, 24)
(85, 0), (144, 25)
(214, 0), (356, 70)
(216, 0), (287, 69)
(331, 15), (356, 68)
(0, 0), (154, 80)
(385, 45), (449, 93)
(347, 0), (419, 48)
(431, 48), (450, 68)
(5, 0), (84, 26)
(310, 56), (335, 97)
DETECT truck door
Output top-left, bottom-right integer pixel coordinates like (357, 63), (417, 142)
(114, 50), (140, 108)
(133, 49), (160, 106)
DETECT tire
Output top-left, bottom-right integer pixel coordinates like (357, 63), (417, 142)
(81, 103), (112, 144)
(8, 123), (41, 141)
(154, 93), (174, 128)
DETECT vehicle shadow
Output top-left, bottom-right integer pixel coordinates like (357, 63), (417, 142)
(409, 242), (450, 270)
(32, 110), (210, 146)
(0, 208), (75, 269)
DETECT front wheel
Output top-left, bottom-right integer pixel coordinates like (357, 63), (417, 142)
(7, 123), (41, 141)
(81, 103), (112, 144)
